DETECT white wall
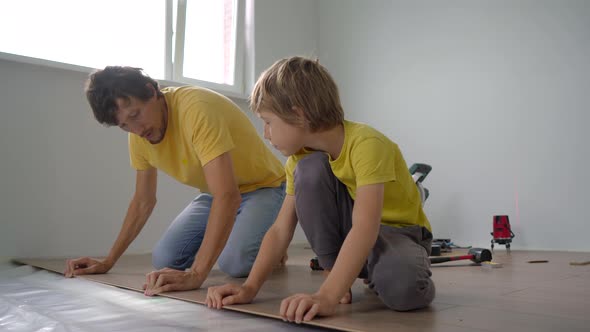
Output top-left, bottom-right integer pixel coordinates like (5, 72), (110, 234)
(0, 61), (196, 258)
(250, 0), (320, 244)
(5, 0), (586, 259)
(0, 0), (319, 259)
(253, 0), (319, 78)
(318, 0), (590, 251)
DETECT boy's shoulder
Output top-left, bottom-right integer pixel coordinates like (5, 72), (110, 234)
(344, 120), (395, 147)
(285, 149), (313, 169)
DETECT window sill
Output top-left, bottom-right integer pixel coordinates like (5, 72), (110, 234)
(0, 52), (249, 101)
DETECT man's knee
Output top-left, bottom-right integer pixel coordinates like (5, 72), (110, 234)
(152, 249), (174, 270)
(152, 246), (192, 270)
(217, 252), (253, 278)
(217, 242), (257, 278)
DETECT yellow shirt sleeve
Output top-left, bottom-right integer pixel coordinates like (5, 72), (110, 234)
(352, 138), (396, 187)
(128, 133), (152, 170)
(183, 103), (235, 166)
(285, 156), (297, 195)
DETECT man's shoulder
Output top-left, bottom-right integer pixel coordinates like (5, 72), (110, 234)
(162, 85), (219, 100)
(165, 86), (239, 116)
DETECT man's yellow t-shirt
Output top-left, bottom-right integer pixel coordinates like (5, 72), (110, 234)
(129, 86), (285, 193)
(285, 120), (431, 231)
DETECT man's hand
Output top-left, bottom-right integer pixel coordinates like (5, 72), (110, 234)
(280, 292), (339, 324)
(143, 268), (206, 296)
(64, 257), (112, 278)
(206, 283), (257, 309)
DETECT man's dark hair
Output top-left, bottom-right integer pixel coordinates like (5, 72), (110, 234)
(85, 66), (162, 126)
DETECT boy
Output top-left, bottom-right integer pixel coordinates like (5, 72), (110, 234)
(206, 57), (435, 323)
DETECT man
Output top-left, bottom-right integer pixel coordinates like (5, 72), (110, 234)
(64, 66), (286, 296)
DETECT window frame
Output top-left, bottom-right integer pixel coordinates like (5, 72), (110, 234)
(172, 0), (245, 97)
(0, 0), (249, 99)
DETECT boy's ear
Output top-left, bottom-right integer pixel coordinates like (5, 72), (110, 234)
(291, 106), (309, 127)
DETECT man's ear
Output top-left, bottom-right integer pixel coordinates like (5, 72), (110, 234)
(146, 83), (156, 98)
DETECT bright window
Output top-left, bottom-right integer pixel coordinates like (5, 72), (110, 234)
(0, 0), (245, 96)
(172, 0), (244, 95)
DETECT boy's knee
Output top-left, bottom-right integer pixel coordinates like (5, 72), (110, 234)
(371, 256), (435, 311)
(294, 152), (330, 188)
(378, 279), (435, 311)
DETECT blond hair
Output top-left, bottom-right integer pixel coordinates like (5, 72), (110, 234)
(250, 56), (344, 132)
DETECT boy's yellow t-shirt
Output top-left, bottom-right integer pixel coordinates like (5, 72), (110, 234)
(285, 120), (431, 231)
(129, 86), (285, 194)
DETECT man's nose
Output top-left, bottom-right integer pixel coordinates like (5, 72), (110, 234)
(130, 123), (146, 136)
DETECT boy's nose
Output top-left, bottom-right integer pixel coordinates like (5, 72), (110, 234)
(263, 126), (271, 140)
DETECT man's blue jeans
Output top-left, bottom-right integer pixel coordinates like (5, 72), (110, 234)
(152, 183), (285, 277)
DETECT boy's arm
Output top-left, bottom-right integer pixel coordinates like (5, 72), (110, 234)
(206, 194), (297, 308)
(280, 183), (383, 323)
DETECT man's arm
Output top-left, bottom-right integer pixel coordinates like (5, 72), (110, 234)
(190, 152), (242, 276)
(104, 168), (158, 266)
(65, 168), (158, 276)
(206, 194), (298, 308)
(143, 152), (243, 295)
(279, 183), (384, 323)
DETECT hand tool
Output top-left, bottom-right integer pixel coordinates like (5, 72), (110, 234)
(430, 248), (492, 265)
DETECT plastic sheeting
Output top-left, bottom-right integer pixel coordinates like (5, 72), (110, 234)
(0, 263), (317, 332)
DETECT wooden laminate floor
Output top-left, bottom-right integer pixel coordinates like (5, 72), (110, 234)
(15, 245), (590, 332)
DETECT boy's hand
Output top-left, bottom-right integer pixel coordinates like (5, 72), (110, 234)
(206, 283), (257, 309)
(143, 268), (205, 296)
(280, 292), (338, 323)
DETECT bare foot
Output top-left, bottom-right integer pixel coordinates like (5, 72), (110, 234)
(340, 289), (352, 304)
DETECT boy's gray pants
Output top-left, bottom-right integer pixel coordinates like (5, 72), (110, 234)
(294, 152), (435, 311)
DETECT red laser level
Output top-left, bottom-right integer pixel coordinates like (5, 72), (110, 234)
(490, 215), (515, 251)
